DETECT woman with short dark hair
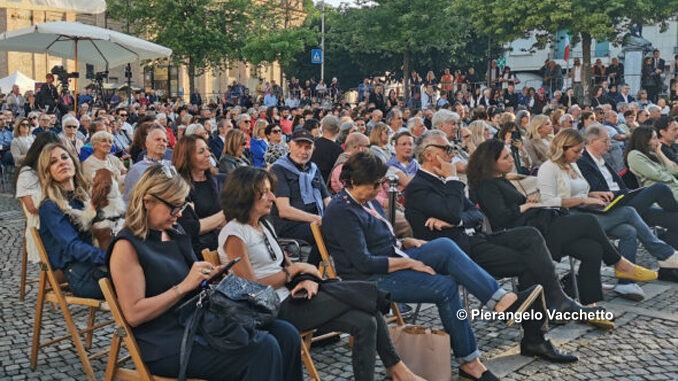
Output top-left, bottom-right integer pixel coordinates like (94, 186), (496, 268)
(323, 152), (543, 381)
(218, 166), (424, 381)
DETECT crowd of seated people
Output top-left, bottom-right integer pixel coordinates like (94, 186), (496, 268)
(15, 80), (678, 381)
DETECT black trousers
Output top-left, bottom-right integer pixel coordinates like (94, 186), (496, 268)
(280, 291), (400, 381)
(468, 226), (557, 343)
(545, 214), (621, 305)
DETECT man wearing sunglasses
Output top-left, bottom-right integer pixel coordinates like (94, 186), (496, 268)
(404, 130), (598, 363)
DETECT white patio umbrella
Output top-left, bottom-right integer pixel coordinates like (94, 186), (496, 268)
(0, 21), (172, 110)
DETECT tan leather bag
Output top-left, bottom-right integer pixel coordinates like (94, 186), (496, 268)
(389, 324), (452, 381)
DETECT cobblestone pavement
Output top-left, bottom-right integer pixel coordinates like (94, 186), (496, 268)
(1, 192), (677, 380)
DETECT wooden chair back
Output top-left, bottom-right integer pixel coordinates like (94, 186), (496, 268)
(30, 227), (111, 381)
(309, 222), (405, 326)
(99, 278), (204, 381)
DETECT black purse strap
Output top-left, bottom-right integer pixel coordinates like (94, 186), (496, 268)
(178, 302), (205, 381)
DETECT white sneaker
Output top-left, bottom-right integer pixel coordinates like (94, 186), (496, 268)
(657, 252), (678, 269)
(613, 283), (645, 301)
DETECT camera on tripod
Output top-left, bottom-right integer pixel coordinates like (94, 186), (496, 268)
(50, 65), (79, 91)
(85, 64), (108, 83)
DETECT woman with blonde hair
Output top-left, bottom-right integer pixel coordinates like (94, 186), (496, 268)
(468, 120), (491, 148)
(38, 142), (107, 298)
(218, 129), (251, 174)
(538, 129), (674, 300)
(524, 114), (554, 169)
(368, 122), (393, 163)
(108, 165), (302, 380)
(250, 119), (269, 168)
(10, 117), (34, 166)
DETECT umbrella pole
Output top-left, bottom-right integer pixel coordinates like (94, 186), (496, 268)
(74, 39), (78, 113)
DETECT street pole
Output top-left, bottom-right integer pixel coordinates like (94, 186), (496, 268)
(320, 0), (325, 82)
(126, 0), (132, 102)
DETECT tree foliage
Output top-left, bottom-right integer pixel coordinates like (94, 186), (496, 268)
(108, 0), (268, 95)
(457, 0), (678, 102)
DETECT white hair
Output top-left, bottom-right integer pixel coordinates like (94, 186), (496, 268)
(185, 123), (205, 136)
(155, 112), (167, 120)
(431, 109), (460, 129)
(62, 114), (80, 128)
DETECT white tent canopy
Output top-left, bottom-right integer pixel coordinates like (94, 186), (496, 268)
(0, 71), (37, 94)
(0, 22), (172, 68)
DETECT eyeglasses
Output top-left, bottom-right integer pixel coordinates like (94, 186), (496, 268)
(151, 194), (188, 216)
(20, 122), (29, 127)
(119, 113), (128, 117)
(373, 177), (388, 189)
(425, 144), (455, 155)
(64, 125), (77, 129)
(159, 164), (178, 179)
(271, 129), (282, 134)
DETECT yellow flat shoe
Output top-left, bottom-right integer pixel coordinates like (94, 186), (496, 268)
(586, 318), (615, 330)
(614, 265), (658, 282)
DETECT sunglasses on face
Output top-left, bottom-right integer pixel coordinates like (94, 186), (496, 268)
(271, 129), (282, 134)
(119, 113), (128, 117)
(373, 177), (388, 188)
(151, 194), (188, 216)
(65, 125), (77, 129)
(425, 144), (455, 155)
(20, 122), (29, 127)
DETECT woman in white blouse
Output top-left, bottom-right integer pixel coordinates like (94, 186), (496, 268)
(14, 132), (61, 263)
(10, 117), (34, 167)
(82, 131), (127, 184)
(537, 129), (676, 298)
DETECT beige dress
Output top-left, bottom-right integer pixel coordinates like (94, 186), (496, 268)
(82, 154), (126, 185)
(15, 167), (41, 263)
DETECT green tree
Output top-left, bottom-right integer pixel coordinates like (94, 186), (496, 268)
(342, 0), (471, 100)
(459, 0), (678, 103)
(108, 0), (267, 96)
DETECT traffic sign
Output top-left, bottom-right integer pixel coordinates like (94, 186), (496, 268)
(311, 49), (323, 64)
(497, 56), (506, 69)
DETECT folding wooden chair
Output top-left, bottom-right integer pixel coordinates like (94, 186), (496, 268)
(98, 278), (205, 381)
(19, 200), (39, 301)
(29, 227), (113, 381)
(310, 222), (405, 326)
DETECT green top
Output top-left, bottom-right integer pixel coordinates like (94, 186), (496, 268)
(627, 149), (678, 200)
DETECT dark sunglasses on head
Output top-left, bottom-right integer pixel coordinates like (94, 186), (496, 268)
(151, 194), (188, 216)
(425, 144), (455, 155)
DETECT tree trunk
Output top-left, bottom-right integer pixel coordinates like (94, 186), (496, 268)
(403, 50), (410, 101)
(188, 60), (196, 102)
(581, 32), (592, 106)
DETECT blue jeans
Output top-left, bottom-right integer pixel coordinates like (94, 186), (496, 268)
(587, 206), (674, 284)
(625, 183), (678, 251)
(64, 262), (107, 299)
(367, 238), (506, 363)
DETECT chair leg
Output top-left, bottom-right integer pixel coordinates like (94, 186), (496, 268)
(30, 271), (47, 370)
(568, 256), (581, 302)
(410, 303), (422, 325)
(20, 233), (28, 301)
(55, 295), (97, 381)
(103, 331), (122, 381)
(301, 335), (320, 381)
(86, 307), (96, 349)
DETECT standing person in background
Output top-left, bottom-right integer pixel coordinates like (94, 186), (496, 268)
(310, 115), (344, 181)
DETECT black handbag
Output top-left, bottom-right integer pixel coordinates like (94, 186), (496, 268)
(177, 274), (280, 381)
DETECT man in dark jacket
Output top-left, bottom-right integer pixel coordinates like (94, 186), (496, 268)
(36, 74), (58, 112)
(578, 125), (678, 284)
(404, 130), (593, 363)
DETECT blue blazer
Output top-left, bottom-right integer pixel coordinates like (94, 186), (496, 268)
(208, 134), (224, 159)
(322, 189), (397, 280)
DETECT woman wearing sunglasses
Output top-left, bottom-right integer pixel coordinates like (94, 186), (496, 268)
(218, 129), (251, 174)
(37, 142), (107, 298)
(107, 165), (302, 380)
(219, 166), (424, 381)
(10, 117), (34, 167)
(264, 123), (289, 167)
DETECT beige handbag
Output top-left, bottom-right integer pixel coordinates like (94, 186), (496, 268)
(389, 325), (452, 381)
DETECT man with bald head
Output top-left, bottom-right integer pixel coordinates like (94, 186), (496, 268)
(123, 127), (170, 202)
(328, 132), (370, 193)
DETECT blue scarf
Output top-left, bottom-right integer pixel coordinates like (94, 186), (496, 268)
(386, 156), (420, 177)
(274, 155), (324, 216)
